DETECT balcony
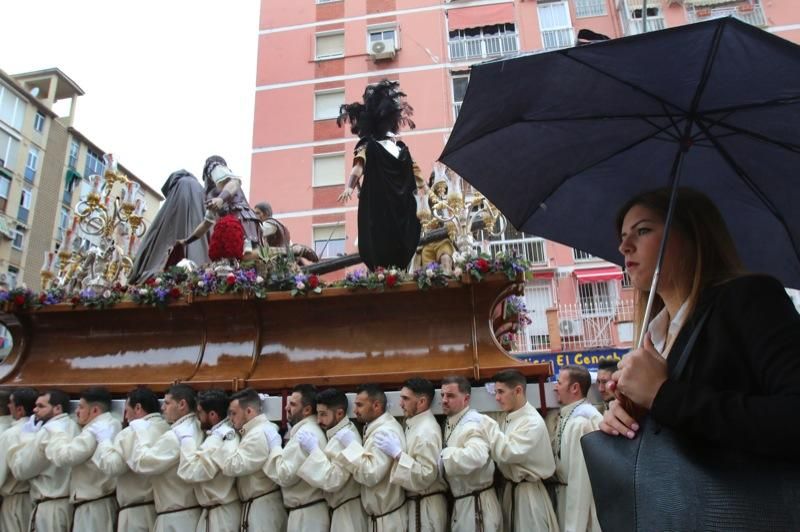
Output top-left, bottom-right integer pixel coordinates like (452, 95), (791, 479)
(541, 28), (575, 50)
(448, 32), (519, 62)
(686, 2), (767, 26)
(627, 16), (666, 34)
(488, 237), (547, 266)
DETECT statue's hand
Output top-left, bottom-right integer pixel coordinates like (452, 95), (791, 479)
(337, 187), (353, 203)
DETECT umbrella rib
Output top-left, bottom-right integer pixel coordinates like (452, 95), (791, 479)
(697, 115), (800, 153)
(702, 96), (800, 116)
(685, 22), (726, 125)
(518, 113), (683, 122)
(560, 53), (687, 115)
(695, 119), (800, 267)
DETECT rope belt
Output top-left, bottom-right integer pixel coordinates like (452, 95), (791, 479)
(368, 500), (406, 532)
(116, 500), (154, 522)
(156, 504), (201, 516)
(453, 485), (495, 532)
(240, 487), (281, 532)
(285, 498), (326, 513)
(201, 502), (224, 532)
(407, 491), (447, 532)
(504, 477), (537, 532)
(29, 496), (69, 532)
(70, 492), (116, 532)
(329, 494), (360, 520)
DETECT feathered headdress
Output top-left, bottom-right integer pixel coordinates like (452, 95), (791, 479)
(337, 79), (415, 139)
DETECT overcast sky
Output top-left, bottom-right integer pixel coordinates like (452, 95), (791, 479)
(0, 0), (260, 194)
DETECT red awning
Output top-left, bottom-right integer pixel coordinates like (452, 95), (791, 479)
(531, 270), (555, 280)
(573, 267), (623, 284)
(448, 4), (515, 31)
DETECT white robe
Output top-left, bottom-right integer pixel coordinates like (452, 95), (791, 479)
(552, 402), (602, 532)
(297, 417), (368, 532)
(178, 419), (241, 532)
(0, 415), (12, 434)
(339, 411), (408, 532)
(441, 408), (502, 532)
(8, 414), (80, 532)
(486, 403), (559, 532)
(92, 412), (169, 532)
(45, 412), (122, 532)
(0, 417), (33, 532)
(389, 409), (449, 532)
(212, 414), (286, 532)
(265, 416), (329, 532)
(128, 413), (203, 532)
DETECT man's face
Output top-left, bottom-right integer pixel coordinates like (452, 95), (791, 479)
(196, 405), (213, 431)
(493, 382), (520, 413)
(254, 208), (268, 222)
(554, 371), (577, 406)
(8, 394), (22, 420)
(75, 398), (96, 427)
(285, 392), (307, 426)
(441, 383), (468, 416)
(317, 404), (344, 432)
(162, 394), (183, 424)
(353, 392), (377, 424)
(34, 394), (57, 423)
(596, 369), (615, 402)
(399, 387), (422, 418)
(228, 400), (248, 431)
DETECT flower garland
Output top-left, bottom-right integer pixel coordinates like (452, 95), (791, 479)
(291, 273), (322, 297)
(413, 262), (450, 290)
(0, 287), (35, 310)
(342, 267), (403, 291)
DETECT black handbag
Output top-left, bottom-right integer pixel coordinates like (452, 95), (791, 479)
(581, 306), (800, 532)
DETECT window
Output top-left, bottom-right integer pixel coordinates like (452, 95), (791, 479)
(368, 27), (398, 48)
(451, 74), (470, 119)
(84, 150), (105, 178)
(0, 85), (24, 131)
(448, 23), (518, 61)
(25, 147), (39, 182)
(0, 176), (10, 212)
(68, 140), (79, 169)
(312, 153), (345, 187)
(628, 5), (665, 33)
(57, 206), (70, 242)
(33, 112), (45, 133)
(6, 266), (18, 289)
(314, 90), (344, 120)
(315, 32), (345, 60)
(538, 2), (574, 50)
(578, 281), (616, 316)
(17, 188), (31, 224)
(313, 224), (346, 258)
(0, 130), (19, 170)
(572, 248), (597, 261)
(575, 0), (607, 18)
(11, 226), (25, 251)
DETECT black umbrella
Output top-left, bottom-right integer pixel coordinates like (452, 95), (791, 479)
(440, 18), (800, 300)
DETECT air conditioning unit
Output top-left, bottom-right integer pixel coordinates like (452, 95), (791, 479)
(558, 318), (584, 337)
(369, 39), (396, 60)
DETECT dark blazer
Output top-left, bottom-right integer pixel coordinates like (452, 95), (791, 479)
(651, 274), (800, 460)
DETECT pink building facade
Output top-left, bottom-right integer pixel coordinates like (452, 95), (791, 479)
(252, 0), (800, 356)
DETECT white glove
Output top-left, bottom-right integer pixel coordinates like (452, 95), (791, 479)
(212, 424), (235, 440)
(22, 415), (43, 434)
(128, 418), (151, 434)
(374, 430), (402, 459)
(462, 410), (483, 426)
(262, 424), (281, 451)
(296, 430), (318, 454)
(88, 423), (115, 443)
(44, 417), (68, 433)
(172, 422), (195, 442)
(334, 428), (355, 448)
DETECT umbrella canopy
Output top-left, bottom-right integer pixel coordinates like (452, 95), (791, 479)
(440, 18), (800, 288)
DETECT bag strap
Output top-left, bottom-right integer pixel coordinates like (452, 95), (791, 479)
(671, 304), (714, 380)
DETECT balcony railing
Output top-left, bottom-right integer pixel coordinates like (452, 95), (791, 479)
(627, 16), (666, 34)
(448, 33), (519, 61)
(488, 237), (547, 266)
(686, 3), (767, 26)
(541, 28), (575, 50)
(556, 299), (635, 350)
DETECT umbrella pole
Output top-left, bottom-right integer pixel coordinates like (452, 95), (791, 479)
(635, 146), (687, 349)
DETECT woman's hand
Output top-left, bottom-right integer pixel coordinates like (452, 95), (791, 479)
(614, 332), (668, 410)
(600, 399), (640, 439)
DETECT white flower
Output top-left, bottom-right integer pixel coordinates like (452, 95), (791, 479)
(453, 267), (463, 277)
(197, 281), (205, 288)
(426, 269), (435, 278)
(255, 276), (264, 284)
(138, 288), (148, 296)
(389, 268), (398, 277)
(296, 282), (305, 290)
(154, 278), (162, 286)
(377, 273), (385, 281)
(102, 290), (111, 298)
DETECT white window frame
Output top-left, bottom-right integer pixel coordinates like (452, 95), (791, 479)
(0, 129), (20, 169)
(447, 23), (518, 62)
(11, 227), (25, 251)
(33, 112), (45, 133)
(57, 206), (70, 242)
(0, 176), (10, 200)
(316, 0), (342, 4)
(315, 31), (345, 60)
(572, 248), (598, 262)
(578, 280), (617, 317)
(366, 24), (400, 52)
(0, 86), (24, 131)
(25, 147), (39, 181)
(68, 140), (80, 169)
(6, 266), (18, 289)
(19, 188), (32, 210)
(312, 152), (346, 187)
(575, 0), (607, 18)
(314, 89), (345, 121)
(313, 223), (346, 259)
(451, 73), (470, 120)
(537, 1), (574, 50)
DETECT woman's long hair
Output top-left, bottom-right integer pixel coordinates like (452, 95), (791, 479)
(615, 188), (744, 340)
(337, 80), (415, 139)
